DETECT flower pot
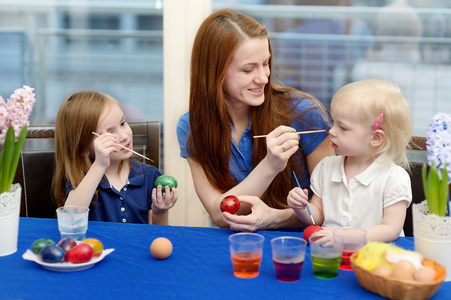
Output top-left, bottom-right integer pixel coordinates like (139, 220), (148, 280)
(413, 200), (451, 282)
(0, 183), (22, 256)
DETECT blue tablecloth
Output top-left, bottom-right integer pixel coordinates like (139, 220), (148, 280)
(0, 218), (449, 299)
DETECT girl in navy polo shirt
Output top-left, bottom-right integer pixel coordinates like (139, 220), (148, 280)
(53, 90), (178, 224)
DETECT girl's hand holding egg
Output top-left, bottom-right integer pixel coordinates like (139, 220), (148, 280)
(152, 175), (178, 213)
(302, 225), (323, 244)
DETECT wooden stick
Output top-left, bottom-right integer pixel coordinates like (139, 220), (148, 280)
(91, 132), (153, 162)
(253, 129), (326, 139)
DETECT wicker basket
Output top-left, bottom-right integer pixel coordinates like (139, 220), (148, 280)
(350, 253), (445, 300)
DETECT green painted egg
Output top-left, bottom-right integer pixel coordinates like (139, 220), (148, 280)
(154, 175), (178, 189)
(31, 238), (56, 254)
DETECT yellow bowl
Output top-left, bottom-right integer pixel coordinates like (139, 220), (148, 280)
(350, 253), (445, 300)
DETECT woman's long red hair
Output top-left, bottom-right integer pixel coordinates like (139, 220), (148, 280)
(187, 9), (328, 208)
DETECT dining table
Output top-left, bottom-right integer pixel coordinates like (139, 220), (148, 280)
(1, 217), (449, 299)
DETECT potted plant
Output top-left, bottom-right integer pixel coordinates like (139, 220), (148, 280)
(413, 112), (451, 281)
(0, 85), (36, 256)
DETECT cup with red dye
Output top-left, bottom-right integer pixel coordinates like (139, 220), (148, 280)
(333, 228), (367, 271)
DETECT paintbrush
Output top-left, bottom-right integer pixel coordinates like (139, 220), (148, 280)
(292, 171), (316, 225)
(253, 129), (326, 139)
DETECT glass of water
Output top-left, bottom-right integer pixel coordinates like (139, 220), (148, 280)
(56, 205), (89, 242)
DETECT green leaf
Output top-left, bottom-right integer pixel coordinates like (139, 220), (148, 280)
(439, 164), (449, 217)
(0, 126), (15, 193)
(6, 124), (27, 190)
(427, 163), (440, 215)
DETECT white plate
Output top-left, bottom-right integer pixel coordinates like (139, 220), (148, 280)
(22, 248), (115, 272)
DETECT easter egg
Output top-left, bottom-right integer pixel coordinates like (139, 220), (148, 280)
(150, 237), (173, 260)
(66, 243), (94, 264)
(39, 245), (65, 263)
(303, 225), (323, 244)
(57, 238), (77, 253)
(220, 195), (240, 214)
(413, 267), (436, 282)
(372, 265), (392, 277)
(82, 238), (104, 257)
(155, 175), (178, 190)
(391, 260), (416, 281)
(31, 238), (56, 254)
(393, 260), (416, 274)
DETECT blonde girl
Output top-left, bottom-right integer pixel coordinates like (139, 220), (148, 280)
(288, 79), (412, 242)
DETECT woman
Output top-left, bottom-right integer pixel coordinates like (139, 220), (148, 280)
(177, 9), (334, 231)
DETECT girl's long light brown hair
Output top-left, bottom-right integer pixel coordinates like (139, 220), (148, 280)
(187, 9), (329, 208)
(52, 90), (126, 207)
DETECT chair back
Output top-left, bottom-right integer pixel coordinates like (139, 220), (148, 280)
(13, 121), (161, 218)
(128, 121), (161, 169)
(404, 136), (427, 237)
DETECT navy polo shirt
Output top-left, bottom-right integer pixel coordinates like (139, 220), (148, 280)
(176, 94), (330, 194)
(65, 158), (161, 224)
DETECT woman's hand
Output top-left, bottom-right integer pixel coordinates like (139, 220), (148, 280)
(221, 195), (303, 231)
(264, 125), (300, 173)
(221, 195), (272, 232)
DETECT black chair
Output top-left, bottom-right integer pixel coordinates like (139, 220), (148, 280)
(403, 136), (427, 237)
(404, 161), (425, 237)
(13, 121), (161, 218)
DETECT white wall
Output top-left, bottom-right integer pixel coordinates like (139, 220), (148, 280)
(164, 0), (213, 227)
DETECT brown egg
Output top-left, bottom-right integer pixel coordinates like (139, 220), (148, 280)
(391, 268), (414, 281)
(393, 260), (416, 274)
(150, 237), (173, 260)
(372, 265), (392, 277)
(413, 267), (436, 283)
(391, 260), (416, 281)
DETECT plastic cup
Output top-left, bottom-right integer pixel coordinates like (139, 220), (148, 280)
(56, 205), (89, 242)
(309, 231), (343, 279)
(271, 236), (307, 282)
(229, 233), (265, 278)
(333, 228), (367, 271)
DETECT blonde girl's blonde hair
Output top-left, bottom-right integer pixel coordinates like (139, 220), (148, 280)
(331, 79), (412, 169)
(52, 90), (126, 207)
